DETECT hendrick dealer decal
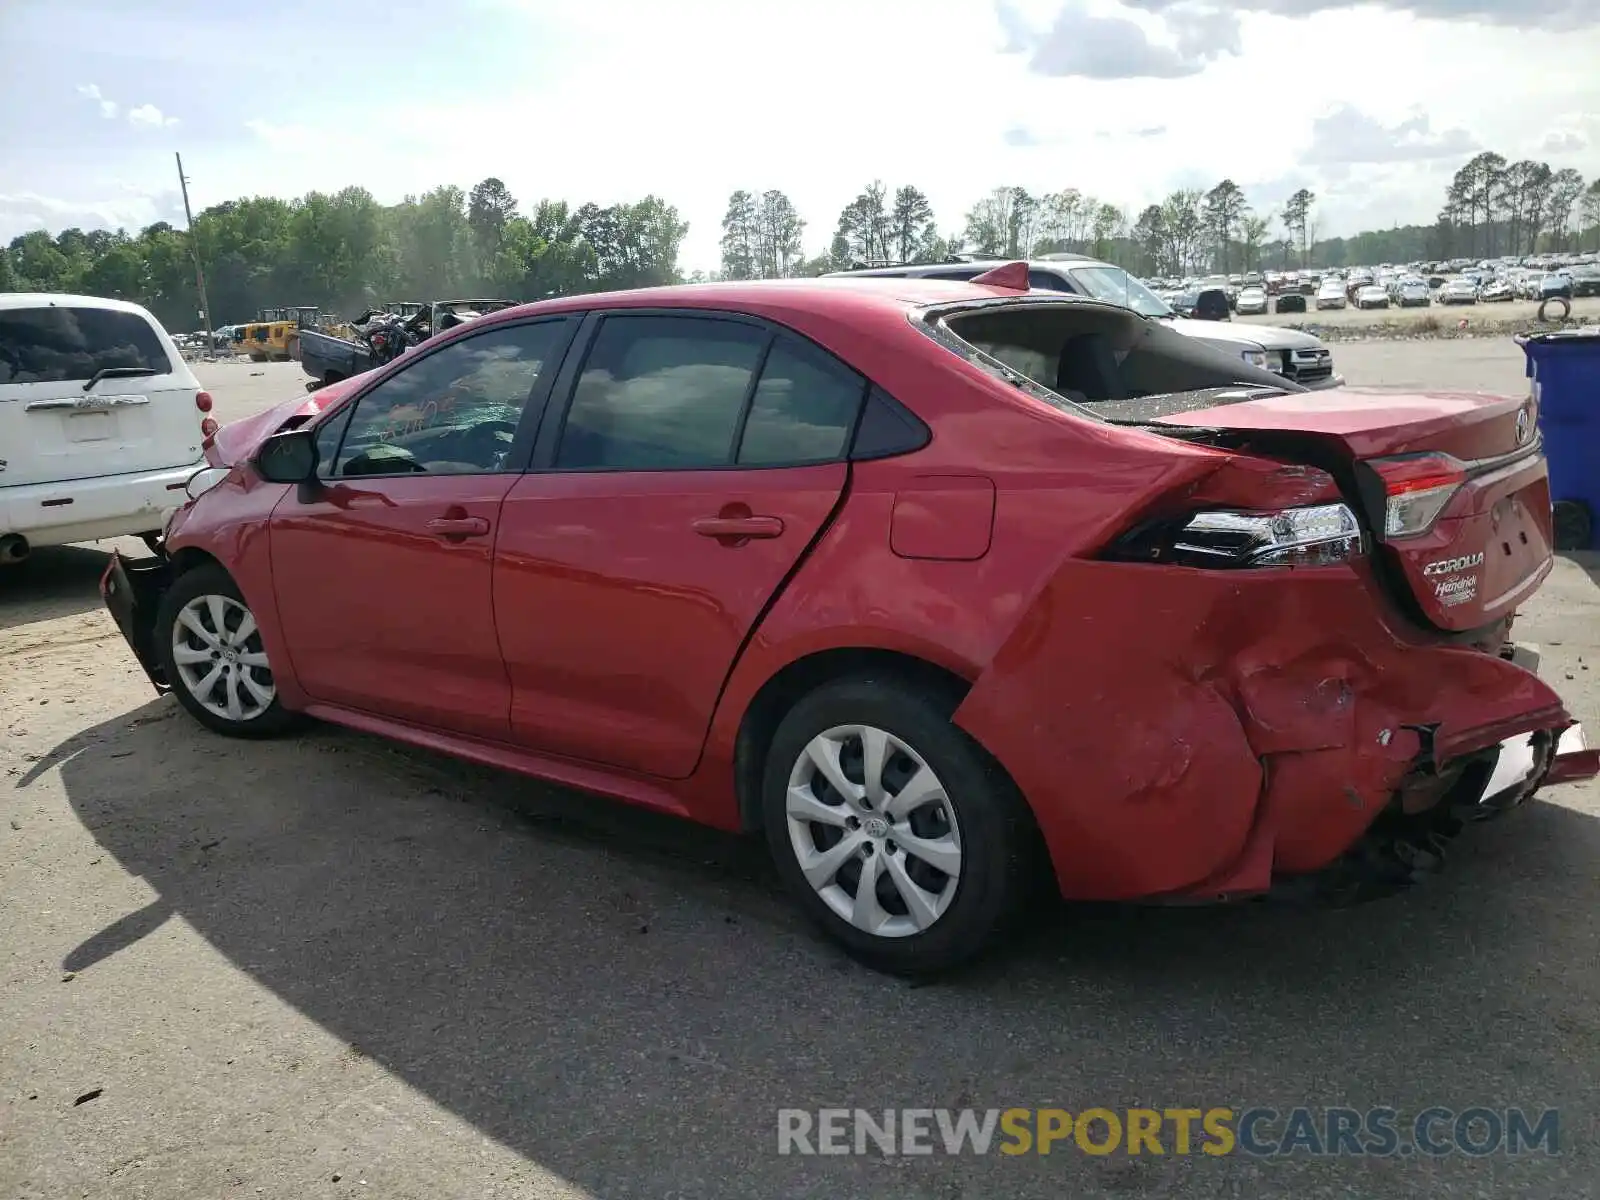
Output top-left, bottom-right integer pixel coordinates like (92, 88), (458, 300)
(1422, 552), (1484, 608)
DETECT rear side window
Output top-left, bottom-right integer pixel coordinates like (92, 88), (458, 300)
(556, 316), (768, 469)
(0, 306), (173, 385)
(737, 337), (865, 466)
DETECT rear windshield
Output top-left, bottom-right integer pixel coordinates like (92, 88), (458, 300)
(0, 306), (174, 385)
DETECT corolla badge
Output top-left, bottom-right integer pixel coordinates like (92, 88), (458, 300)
(1516, 405), (1532, 446)
(1423, 552), (1485, 577)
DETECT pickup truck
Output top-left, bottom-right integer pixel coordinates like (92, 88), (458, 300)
(293, 299), (515, 389)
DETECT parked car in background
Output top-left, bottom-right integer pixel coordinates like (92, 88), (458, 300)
(1567, 266), (1600, 298)
(1480, 278), (1516, 303)
(1396, 278), (1432, 307)
(1, 293), (213, 564)
(1355, 285), (1391, 310)
(1316, 279), (1349, 309)
(827, 256), (1343, 388)
(99, 272), (1596, 974)
(1439, 279), (1480, 305)
(1539, 273), (1574, 301)
(1235, 286), (1269, 315)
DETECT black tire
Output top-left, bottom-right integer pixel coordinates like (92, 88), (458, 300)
(1553, 500), (1594, 553)
(761, 674), (1038, 977)
(154, 563), (305, 738)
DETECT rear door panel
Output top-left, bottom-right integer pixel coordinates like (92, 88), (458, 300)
(494, 465), (847, 777)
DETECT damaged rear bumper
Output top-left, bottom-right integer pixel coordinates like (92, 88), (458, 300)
(952, 558), (1600, 906)
(100, 550), (174, 693)
(1270, 720), (1594, 905)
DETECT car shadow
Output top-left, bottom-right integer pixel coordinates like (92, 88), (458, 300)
(28, 701), (1600, 1196)
(0, 544), (118, 631)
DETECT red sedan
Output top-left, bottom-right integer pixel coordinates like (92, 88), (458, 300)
(102, 265), (1597, 975)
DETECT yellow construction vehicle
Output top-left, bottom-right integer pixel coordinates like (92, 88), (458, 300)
(236, 306), (321, 362)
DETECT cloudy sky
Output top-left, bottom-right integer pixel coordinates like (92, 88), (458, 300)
(1, 0), (1597, 271)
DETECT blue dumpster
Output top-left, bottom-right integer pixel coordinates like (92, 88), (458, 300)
(1520, 330), (1600, 551)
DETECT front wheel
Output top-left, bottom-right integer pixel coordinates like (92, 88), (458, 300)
(154, 564), (305, 738)
(762, 676), (1037, 976)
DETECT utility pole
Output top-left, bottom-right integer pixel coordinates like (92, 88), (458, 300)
(175, 152), (215, 357)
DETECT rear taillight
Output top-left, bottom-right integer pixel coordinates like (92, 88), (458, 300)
(1109, 503), (1364, 568)
(200, 417), (219, 438)
(1364, 452), (1467, 539)
(195, 390), (214, 412)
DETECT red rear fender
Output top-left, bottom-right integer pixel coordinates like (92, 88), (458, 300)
(954, 558), (1571, 900)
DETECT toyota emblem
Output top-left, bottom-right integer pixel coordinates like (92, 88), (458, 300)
(1515, 406), (1532, 446)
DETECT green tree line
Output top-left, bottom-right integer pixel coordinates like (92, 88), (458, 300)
(0, 178), (687, 333)
(6, 155), (1599, 332)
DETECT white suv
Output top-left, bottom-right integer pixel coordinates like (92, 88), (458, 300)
(1, 294), (215, 563)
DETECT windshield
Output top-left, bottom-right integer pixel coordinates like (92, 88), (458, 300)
(1066, 266), (1174, 318)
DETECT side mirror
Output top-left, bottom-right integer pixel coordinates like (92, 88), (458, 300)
(254, 428), (319, 484)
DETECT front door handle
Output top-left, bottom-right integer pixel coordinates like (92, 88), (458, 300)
(426, 515), (491, 539)
(692, 515), (785, 540)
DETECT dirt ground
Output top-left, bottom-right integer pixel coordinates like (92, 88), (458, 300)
(3, 344), (1599, 1199)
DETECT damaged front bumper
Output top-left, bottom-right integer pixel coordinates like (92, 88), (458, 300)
(100, 550), (174, 693)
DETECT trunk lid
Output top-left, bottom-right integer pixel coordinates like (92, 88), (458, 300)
(1151, 386), (1551, 633)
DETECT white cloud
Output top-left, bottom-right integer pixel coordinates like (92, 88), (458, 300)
(1304, 105), (1478, 165)
(1540, 129), (1588, 155)
(127, 103), (179, 129)
(76, 83), (118, 119)
(0, 189), (184, 236)
(76, 84), (178, 129)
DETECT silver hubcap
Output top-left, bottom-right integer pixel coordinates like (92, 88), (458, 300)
(171, 594), (276, 722)
(785, 723), (963, 938)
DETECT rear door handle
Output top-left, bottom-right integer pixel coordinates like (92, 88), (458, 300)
(426, 516), (491, 538)
(692, 515), (785, 540)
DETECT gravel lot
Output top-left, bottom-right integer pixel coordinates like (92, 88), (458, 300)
(3, 343), (1598, 1199)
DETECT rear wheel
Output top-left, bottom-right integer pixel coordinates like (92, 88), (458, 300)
(761, 675), (1036, 976)
(154, 564), (304, 738)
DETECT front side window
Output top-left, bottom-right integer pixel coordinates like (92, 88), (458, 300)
(330, 320), (565, 476)
(0, 306), (173, 384)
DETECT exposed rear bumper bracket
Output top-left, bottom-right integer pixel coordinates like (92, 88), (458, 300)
(1273, 721), (1591, 906)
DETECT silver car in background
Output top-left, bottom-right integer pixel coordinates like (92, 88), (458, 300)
(1315, 278), (1348, 309)
(1355, 284), (1391, 310)
(1235, 286), (1269, 315)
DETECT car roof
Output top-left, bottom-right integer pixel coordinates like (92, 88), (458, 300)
(463, 275), (1121, 331)
(826, 256), (1111, 279)
(0, 292), (162, 318)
